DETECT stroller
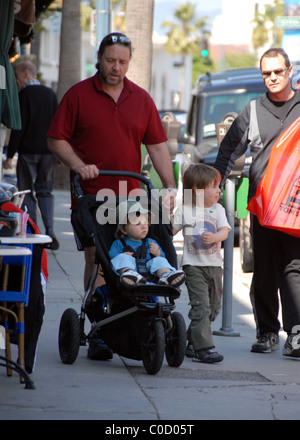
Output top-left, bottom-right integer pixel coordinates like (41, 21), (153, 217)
(58, 170), (186, 375)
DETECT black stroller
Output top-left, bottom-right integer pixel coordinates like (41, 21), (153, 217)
(58, 170), (186, 375)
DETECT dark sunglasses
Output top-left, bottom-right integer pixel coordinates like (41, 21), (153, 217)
(107, 35), (131, 45)
(261, 67), (289, 78)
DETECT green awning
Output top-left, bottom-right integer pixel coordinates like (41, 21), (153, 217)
(0, 0), (21, 130)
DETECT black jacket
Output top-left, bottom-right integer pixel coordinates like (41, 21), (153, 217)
(214, 90), (300, 201)
(7, 84), (58, 158)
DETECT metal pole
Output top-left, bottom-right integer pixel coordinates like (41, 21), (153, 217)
(96, 0), (110, 47)
(213, 177), (240, 336)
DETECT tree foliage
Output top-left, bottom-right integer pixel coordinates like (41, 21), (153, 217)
(162, 1), (210, 58)
(162, 2), (214, 85)
(224, 53), (258, 70)
(252, 0), (284, 50)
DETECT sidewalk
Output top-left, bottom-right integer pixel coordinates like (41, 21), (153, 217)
(1, 189), (300, 421)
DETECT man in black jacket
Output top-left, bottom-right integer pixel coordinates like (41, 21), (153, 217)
(4, 61), (59, 250)
(214, 48), (300, 357)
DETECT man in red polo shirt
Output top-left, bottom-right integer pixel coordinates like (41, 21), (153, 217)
(47, 32), (176, 360)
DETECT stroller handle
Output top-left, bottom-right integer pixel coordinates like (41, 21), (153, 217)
(72, 169), (155, 199)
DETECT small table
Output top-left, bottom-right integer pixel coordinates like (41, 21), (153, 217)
(0, 245), (34, 388)
(0, 233), (52, 246)
(0, 234), (51, 386)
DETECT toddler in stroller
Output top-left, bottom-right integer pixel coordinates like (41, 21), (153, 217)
(109, 199), (185, 288)
(58, 170), (187, 374)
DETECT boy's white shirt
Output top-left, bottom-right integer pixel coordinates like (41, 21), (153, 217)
(173, 202), (231, 267)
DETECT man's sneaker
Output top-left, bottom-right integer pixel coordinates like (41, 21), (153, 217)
(282, 333), (300, 357)
(45, 231), (60, 250)
(251, 332), (279, 353)
(158, 269), (185, 287)
(120, 269), (146, 287)
(185, 343), (195, 358)
(87, 337), (113, 360)
(193, 347), (223, 364)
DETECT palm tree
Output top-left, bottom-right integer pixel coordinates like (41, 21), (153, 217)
(162, 2), (210, 62)
(252, 0), (284, 52)
(56, 0), (82, 103)
(55, 0), (82, 188)
(161, 1), (210, 107)
(125, 0), (154, 92)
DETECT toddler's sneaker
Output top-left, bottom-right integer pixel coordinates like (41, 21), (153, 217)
(158, 269), (185, 287)
(120, 269), (146, 287)
(193, 347), (223, 363)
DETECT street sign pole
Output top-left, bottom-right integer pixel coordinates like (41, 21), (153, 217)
(96, 0), (110, 47)
(213, 177), (240, 337)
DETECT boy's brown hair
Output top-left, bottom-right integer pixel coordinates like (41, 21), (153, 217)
(182, 163), (221, 205)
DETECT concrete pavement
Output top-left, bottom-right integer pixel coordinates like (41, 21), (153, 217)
(1, 189), (300, 421)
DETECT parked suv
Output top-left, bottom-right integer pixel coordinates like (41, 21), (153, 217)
(179, 69), (266, 170)
(179, 69), (267, 272)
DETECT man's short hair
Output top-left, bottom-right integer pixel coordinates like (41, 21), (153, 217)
(260, 47), (291, 69)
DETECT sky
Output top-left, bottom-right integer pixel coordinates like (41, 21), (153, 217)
(153, 0), (222, 34)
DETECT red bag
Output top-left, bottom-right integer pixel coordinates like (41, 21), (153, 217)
(247, 115), (300, 237)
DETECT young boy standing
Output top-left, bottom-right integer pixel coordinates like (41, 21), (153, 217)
(173, 164), (231, 363)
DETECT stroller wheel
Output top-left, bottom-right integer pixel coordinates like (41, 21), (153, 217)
(165, 312), (186, 367)
(142, 319), (165, 375)
(58, 308), (81, 364)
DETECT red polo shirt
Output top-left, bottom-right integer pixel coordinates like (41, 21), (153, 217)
(47, 74), (167, 208)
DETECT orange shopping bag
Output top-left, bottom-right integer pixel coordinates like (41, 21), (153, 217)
(247, 115), (300, 237)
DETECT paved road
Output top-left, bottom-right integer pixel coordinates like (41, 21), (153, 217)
(1, 190), (299, 422)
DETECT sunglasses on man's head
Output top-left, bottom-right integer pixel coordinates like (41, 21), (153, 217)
(107, 35), (131, 45)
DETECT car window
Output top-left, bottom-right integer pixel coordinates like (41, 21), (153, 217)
(203, 92), (262, 138)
